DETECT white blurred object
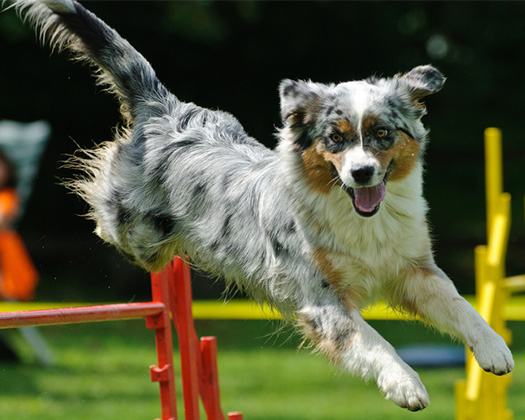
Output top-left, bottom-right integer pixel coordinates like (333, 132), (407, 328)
(0, 120), (53, 365)
(0, 120), (51, 217)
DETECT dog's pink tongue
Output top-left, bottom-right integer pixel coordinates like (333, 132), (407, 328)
(354, 183), (386, 213)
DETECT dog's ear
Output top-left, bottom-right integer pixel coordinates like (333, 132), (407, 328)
(279, 80), (325, 151)
(399, 65), (446, 101)
(279, 79), (322, 121)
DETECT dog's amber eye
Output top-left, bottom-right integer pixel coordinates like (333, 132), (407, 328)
(376, 129), (388, 139)
(330, 133), (343, 142)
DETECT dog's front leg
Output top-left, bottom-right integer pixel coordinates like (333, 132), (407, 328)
(397, 264), (514, 375)
(298, 302), (429, 411)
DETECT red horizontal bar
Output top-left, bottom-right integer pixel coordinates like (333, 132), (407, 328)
(0, 302), (166, 329)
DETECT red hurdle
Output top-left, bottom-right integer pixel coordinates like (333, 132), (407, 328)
(0, 256), (243, 420)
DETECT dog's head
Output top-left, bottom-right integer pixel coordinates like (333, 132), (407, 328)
(279, 65), (445, 217)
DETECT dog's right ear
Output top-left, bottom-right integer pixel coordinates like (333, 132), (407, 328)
(279, 79), (322, 122)
(279, 80), (318, 151)
(279, 80), (324, 151)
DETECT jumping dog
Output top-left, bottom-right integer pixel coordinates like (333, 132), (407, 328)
(10, 0), (513, 411)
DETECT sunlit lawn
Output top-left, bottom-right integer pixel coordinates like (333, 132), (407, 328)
(0, 319), (523, 419)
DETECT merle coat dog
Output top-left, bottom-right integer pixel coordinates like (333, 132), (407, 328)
(10, 0), (513, 411)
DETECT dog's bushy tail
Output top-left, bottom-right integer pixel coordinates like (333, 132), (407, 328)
(11, 0), (170, 124)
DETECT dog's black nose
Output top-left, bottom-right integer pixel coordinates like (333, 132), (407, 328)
(351, 166), (375, 184)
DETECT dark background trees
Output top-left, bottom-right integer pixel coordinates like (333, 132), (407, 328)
(0, 1), (524, 302)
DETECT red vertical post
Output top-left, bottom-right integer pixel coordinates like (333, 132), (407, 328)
(200, 336), (226, 420)
(167, 257), (242, 420)
(149, 266), (178, 420)
(170, 257), (201, 420)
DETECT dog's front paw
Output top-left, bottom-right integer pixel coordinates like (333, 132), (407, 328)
(472, 332), (514, 375)
(378, 366), (429, 411)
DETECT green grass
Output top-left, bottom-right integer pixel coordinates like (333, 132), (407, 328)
(0, 319), (523, 419)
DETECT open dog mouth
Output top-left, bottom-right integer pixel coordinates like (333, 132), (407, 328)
(343, 181), (386, 217)
(340, 165), (392, 218)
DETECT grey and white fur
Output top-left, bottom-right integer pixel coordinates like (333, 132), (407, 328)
(9, 0), (513, 411)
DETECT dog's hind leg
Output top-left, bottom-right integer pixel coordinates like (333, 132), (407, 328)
(395, 264), (514, 376)
(298, 302), (430, 411)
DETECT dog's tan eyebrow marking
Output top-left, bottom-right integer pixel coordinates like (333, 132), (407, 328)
(360, 114), (381, 133)
(335, 119), (355, 137)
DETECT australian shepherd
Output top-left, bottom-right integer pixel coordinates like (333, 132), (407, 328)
(10, 0), (513, 411)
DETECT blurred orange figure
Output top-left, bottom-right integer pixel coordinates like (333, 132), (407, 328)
(0, 150), (38, 301)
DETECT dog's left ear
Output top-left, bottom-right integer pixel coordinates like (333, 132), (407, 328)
(399, 65), (446, 101)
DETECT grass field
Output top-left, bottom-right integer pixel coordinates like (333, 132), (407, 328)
(0, 318), (523, 420)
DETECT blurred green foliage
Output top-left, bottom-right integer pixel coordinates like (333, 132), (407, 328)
(0, 1), (524, 300)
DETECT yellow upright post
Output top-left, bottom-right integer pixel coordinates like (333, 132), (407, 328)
(484, 127), (503, 243)
(455, 128), (513, 420)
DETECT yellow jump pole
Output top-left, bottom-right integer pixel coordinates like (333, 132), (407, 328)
(456, 128), (513, 420)
(484, 127), (503, 243)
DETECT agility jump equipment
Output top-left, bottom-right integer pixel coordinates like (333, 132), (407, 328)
(0, 257), (243, 420)
(454, 127), (524, 420)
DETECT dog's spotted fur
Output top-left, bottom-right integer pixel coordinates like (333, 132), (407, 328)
(10, 0), (513, 411)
